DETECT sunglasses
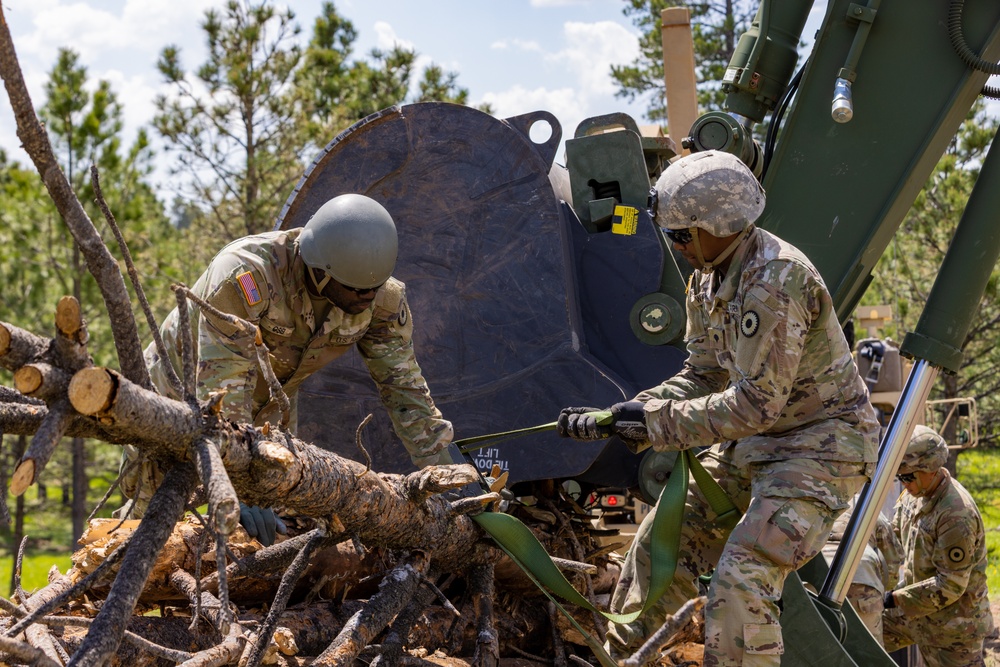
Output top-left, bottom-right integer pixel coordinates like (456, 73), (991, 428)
(344, 283), (384, 296)
(896, 472), (916, 484)
(663, 228), (694, 245)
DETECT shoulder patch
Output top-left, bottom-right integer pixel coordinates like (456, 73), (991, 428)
(948, 546), (966, 564)
(236, 271), (262, 306)
(373, 277), (405, 316)
(740, 310), (760, 337)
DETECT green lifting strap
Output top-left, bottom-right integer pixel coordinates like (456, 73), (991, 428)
(472, 447), (740, 666)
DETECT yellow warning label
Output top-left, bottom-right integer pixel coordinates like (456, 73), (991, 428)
(611, 206), (639, 235)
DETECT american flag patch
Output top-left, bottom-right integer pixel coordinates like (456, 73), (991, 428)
(236, 271), (261, 306)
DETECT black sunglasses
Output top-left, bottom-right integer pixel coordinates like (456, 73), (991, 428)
(897, 472), (916, 484)
(344, 282), (384, 296)
(663, 228), (694, 245)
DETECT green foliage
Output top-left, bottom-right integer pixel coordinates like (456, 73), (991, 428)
(0, 439), (123, 596)
(154, 0), (306, 239)
(862, 103), (1000, 448)
(613, 0), (757, 126)
(956, 448), (1000, 596)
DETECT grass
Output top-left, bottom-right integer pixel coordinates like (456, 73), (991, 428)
(0, 472), (123, 597)
(956, 447), (1000, 596)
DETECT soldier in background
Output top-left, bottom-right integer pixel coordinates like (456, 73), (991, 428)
(821, 494), (902, 644)
(119, 194), (454, 543)
(557, 150), (880, 666)
(883, 425), (993, 666)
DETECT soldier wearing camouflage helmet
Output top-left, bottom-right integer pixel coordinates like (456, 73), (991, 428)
(883, 425), (993, 666)
(120, 194), (454, 543)
(557, 150), (880, 665)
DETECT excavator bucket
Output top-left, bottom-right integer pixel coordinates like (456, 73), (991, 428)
(275, 102), (684, 488)
(273, 101), (902, 667)
(786, 559), (898, 667)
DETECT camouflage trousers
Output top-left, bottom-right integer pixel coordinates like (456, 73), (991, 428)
(115, 445), (166, 519)
(607, 444), (868, 667)
(845, 583), (884, 646)
(884, 609), (988, 667)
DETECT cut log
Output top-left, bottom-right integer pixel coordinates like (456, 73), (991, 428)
(55, 295), (83, 339)
(67, 367), (117, 416)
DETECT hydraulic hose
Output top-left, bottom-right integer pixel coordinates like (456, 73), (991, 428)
(948, 0), (1000, 99)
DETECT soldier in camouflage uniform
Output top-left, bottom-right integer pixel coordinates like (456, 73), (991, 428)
(557, 150), (880, 666)
(883, 425), (993, 666)
(121, 194), (454, 537)
(821, 494), (902, 644)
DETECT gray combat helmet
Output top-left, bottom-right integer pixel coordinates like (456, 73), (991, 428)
(652, 150), (766, 237)
(898, 424), (950, 475)
(299, 194), (399, 289)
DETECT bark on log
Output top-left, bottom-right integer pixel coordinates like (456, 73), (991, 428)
(12, 398), (74, 495)
(469, 564), (500, 667)
(170, 569), (245, 667)
(68, 367), (203, 455)
(14, 363), (71, 401)
(193, 436), (240, 535)
(0, 400), (148, 446)
(67, 366), (496, 570)
(0, 322), (51, 372)
(314, 552), (430, 667)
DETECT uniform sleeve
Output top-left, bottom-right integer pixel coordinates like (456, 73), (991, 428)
(875, 513), (903, 591)
(644, 261), (815, 451)
(893, 514), (979, 617)
(195, 256), (269, 424)
(356, 285), (454, 468)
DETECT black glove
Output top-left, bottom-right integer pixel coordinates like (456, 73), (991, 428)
(610, 400), (648, 442)
(883, 590), (896, 609)
(557, 407), (611, 440)
(239, 503), (287, 547)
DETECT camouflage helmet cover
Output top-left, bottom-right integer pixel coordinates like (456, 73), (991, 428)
(652, 150), (766, 236)
(299, 194), (398, 289)
(898, 424), (950, 474)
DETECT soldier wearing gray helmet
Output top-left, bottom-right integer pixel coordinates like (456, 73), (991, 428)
(120, 194), (454, 543)
(557, 150), (880, 666)
(883, 425), (992, 666)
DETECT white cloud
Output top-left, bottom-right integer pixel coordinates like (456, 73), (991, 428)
(530, 0), (590, 7)
(547, 21), (639, 99)
(373, 21), (414, 52)
(477, 18), (640, 146)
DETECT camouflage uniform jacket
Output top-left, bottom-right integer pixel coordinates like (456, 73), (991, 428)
(639, 226), (880, 466)
(890, 470), (991, 630)
(824, 496), (903, 593)
(145, 228), (453, 467)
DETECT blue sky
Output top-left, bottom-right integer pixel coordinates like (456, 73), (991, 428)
(0, 0), (667, 185)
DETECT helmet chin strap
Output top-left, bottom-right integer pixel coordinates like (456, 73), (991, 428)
(308, 265), (333, 294)
(692, 224), (753, 272)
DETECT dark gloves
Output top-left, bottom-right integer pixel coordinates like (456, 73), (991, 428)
(557, 407), (611, 440)
(610, 400), (648, 442)
(883, 590), (896, 609)
(239, 503), (287, 547)
(557, 402), (648, 442)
